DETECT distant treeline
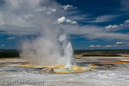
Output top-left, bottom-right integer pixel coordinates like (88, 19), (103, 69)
(0, 49), (129, 58)
(0, 52), (19, 58)
(0, 49), (20, 58)
(74, 49), (129, 54)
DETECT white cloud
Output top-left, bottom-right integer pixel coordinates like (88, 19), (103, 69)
(116, 41), (125, 44)
(105, 25), (112, 29)
(83, 14), (119, 23)
(116, 42), (122, 44)
(105, 25), (119, 29)
(1, 44), (5, 46)
(56, 16), (77, 24)
(57, 16), (66, 24)
(66, 19), (72, 23)
(96, 45), (101, 47)
(125, 20), (129, 23)
(105, 45), (112, 47)
(127, 44), (129, 45)
(92, 15), (119, 23)
(71, 21), (77, 24)
(7, 37), (15, 39)
(120, 24), (124, 26)
(112, 25), (118, 28)
(105, 19), (129, 29)
(89, 45), (95, 47)
(116, 41), (129, 44)
(105, 45), (117, 47)
(89, 45), (101, 47)
(63, 5), (73, 10)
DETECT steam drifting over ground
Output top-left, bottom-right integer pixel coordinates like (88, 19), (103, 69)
(0, 0), (78, 66)
(0, 0), (76, 66)
(7, 0), (74, 66)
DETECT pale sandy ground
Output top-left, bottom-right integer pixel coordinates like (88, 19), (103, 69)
(1, 65), (129, 86)
(0, 57), (129, 86)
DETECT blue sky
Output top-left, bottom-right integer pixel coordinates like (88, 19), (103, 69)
(0, 0), (129, 49)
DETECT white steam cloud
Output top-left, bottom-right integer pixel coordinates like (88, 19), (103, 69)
(18, 0), (74, 66)
(0, 0), (74, 66)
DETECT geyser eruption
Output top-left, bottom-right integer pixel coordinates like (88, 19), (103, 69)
(64, 42), (73, 69)
(21, 34), (75, 67)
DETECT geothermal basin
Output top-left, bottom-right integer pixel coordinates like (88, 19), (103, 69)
(1, 57), (129, 86)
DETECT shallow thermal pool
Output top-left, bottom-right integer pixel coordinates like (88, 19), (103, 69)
(0, 59), (129, 86)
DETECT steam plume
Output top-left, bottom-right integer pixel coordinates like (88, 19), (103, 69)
(0, 0), (75, 66)
(12, 0), (74, 66)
